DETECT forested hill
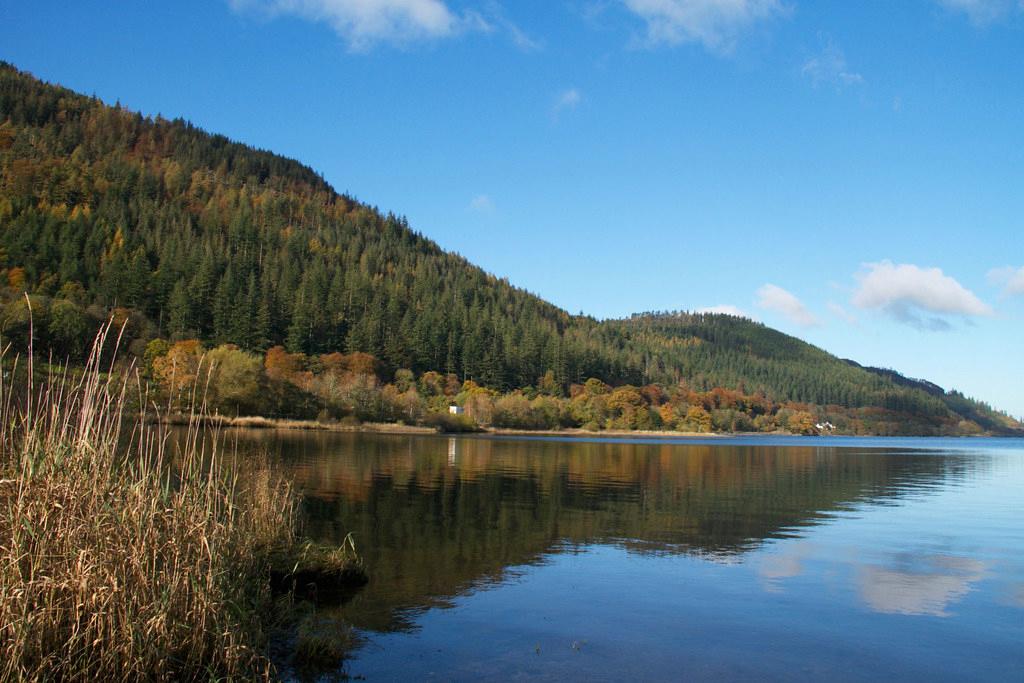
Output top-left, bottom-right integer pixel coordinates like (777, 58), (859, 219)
(0, 61), (607, 387)
(602, 313), (1019, 433)
(0, 62), (1018, 435)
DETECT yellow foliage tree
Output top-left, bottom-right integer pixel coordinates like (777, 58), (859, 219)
(151, 340), (205, 408)
(787, 411), (818, 436)
(685, 405), (713, 433)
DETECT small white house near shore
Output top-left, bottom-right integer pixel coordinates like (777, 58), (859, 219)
(449, 405), (464, 415)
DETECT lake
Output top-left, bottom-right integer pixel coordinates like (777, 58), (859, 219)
(225, 431), (1024, 681)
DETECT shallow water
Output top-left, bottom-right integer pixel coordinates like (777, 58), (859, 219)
(225, 431), (1024, 681)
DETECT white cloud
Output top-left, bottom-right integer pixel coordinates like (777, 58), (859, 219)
(801, 38), (864, 88)
(229, 0), (488, 50)
(755, 284), (819, 328)
(505, 21), (542, 51)
(696, 304), (753, 319)
(987, 266), (1024, 296)
(553, 88), (582, 117)
(622, 0), (787, 52)
(481, 1), (542, 51)
(827, 301), (858, 325)
(468, 194), (495, 212)
(935, 0), (1021, 24)
(852, 261), (993, 331)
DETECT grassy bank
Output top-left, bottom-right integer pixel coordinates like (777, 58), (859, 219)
(160, 412), (439, 435)
(0, 328), (363, 681)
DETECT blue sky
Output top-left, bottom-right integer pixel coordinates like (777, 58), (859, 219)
(2, 0), (1023, 416)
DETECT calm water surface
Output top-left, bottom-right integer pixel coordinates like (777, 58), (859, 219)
(226, 432), (1024, 681)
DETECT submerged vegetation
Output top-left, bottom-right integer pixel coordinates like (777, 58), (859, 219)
(0, 62), (1019, 436)
(0, 326), (365, 681)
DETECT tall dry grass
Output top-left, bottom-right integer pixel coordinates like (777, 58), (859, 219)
(0, 323), (299, 681)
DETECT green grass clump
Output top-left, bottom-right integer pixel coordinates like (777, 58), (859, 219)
(270, 536), (368, 604)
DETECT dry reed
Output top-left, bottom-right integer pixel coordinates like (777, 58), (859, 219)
(0, 322), (300, 681)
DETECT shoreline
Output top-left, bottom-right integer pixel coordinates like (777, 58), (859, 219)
(157, 415), (1017, 439)
(161, 414), (800, 439)
(483, 427), (730, 439)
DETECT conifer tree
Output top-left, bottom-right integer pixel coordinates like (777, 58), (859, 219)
(166, 279), (192, 340)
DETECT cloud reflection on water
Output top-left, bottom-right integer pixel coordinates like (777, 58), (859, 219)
(858, 555), (987, 617)
(757, 542), (812, 592)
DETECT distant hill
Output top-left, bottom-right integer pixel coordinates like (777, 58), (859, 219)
(0, 62), (1019, 435)
(845, 361), (945, 396)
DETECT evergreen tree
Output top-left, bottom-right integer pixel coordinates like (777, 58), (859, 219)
(166, 279), (192, 339)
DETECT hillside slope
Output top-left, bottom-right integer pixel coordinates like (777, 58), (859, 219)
(607, 313), (1020, 434)
(0, 62), (1018, 435)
